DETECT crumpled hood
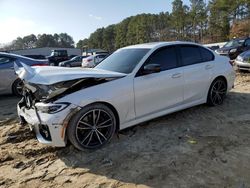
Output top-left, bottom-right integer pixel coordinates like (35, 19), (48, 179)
(15, 64), (127, 85)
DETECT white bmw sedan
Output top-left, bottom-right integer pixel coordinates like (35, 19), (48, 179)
(17, 42), (235, 150)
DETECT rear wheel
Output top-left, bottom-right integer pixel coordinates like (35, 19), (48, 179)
(207, 78), (227, 106)
(67, 103), (116, 150)
(12, 78), (23, 97)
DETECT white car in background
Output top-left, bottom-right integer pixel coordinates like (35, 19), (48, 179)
(82, 54), (108, 68)
(17, 42), (235, 151)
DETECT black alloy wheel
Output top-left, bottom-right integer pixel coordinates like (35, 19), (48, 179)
(207, 78), (227, 106)
(67, 104), (116, 150)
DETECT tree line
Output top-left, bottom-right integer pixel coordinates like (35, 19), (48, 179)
(77, 0), (250, 52)
(1, 33), (75, 51)
(1, 0), (249, 52)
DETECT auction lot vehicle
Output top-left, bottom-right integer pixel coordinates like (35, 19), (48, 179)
(215, 37), (250, 60)
(0, 52), (48, 96)
(82, 54), (108, 68)
(59, 55), (88, 67)
(48, 50), (69, 66)
(235, 50), (250, 71)
(17, 42), (235, 150)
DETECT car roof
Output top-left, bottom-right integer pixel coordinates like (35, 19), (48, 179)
(122, 41), (205, 49)
(0, 52), (35, 60)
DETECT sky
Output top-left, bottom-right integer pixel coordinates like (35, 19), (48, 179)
(0, 0), (190, 45)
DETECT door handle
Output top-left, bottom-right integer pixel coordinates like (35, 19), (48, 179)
(205, 64), (213, 70)
(172, 73), (181, 78)
(10, 67), (14, 69)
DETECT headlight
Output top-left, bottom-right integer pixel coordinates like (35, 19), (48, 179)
(215, 49), (219, 54)
(236, 56), (243, 62)
(229, 48), (237, 53)
(36, 102), (70, 114)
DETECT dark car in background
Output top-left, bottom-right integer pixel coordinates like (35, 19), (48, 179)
(215, 37), (250, 60)
(47, 50), (69, 66)
(0, 52), (48, 96)
(235, 50), (250, 72)
(59, 55), (89, 67)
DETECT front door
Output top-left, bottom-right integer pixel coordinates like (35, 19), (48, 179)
(134, 46), (184, 118)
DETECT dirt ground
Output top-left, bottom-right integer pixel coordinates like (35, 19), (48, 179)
(0, 72), (250, 188)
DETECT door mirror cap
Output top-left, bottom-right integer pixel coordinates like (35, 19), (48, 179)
(143, 64), (161, 74)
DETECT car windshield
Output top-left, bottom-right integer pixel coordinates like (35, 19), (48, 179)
(224, 39), (244, 48)
(71, 56), (79, 60)
(95, 48), (150, 74)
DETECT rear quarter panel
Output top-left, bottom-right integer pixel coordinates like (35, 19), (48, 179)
(211, 54), (235, 92)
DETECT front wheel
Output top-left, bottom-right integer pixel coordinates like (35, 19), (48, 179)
(207, 78), (227, 106)
(67, 103), (116, 150)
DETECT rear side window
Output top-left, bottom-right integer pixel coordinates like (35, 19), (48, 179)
(199, 47), (214, 62)
(180, 46), (202, 66)
(145, 47), (178, 71)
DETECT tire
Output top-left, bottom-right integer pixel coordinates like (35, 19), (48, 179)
(12, 78), (24, 97)
(207, 78), (227, 106)
(67, 103), (116, 150)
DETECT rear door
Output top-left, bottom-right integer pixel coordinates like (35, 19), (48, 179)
(134, 46), (184, 118)
(179, 45), (214, 104)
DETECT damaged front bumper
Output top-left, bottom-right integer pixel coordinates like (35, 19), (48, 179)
(17, 100), (80, 147)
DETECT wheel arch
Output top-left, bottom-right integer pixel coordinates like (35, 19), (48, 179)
(94, 101), (120, 132)
(211, 75), (228, 89)
(73, 101), (120, 132)
(206, 75), (228, 105)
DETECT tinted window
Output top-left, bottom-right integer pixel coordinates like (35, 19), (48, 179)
(224, 39), (244, 47)
(145, 47), (178, 71)
(96, 48), (150, 74)
(199, 47), (214, 62)
(97, 55), (107, 58)
(245, 39), (250, 46)
(180, 46), (202, 66)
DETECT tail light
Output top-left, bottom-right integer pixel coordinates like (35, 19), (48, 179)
(87, 58), (93, 62)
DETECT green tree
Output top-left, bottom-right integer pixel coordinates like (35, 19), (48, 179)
(189, 0), (208, 42)
(36, 34), (57, 47)
(58, 33), (75, 48)
(115, 17), (132, 48)
(171, 0), (190, 40)
(76, 38), (88, 49)
(103, 25), (116, 52)
(22, 34), (37, 49)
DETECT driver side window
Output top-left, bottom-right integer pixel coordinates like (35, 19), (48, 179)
(145, 46), (178, 71)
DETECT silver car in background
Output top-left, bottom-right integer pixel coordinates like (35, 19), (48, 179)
(235, 50), (250, 72)
(0, 52), (48, 96)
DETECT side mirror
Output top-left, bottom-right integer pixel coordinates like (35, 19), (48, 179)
(142, 64), (161, 75)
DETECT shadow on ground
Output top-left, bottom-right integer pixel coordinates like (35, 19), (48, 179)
(54, 91), (250, 187)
